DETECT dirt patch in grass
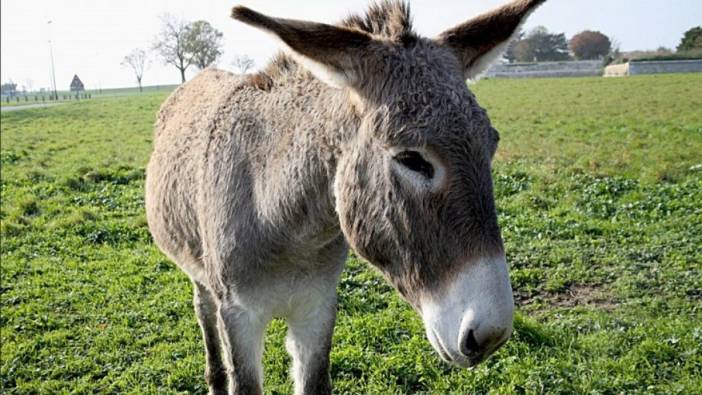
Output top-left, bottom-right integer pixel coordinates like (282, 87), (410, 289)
(516, 284), (620, 312)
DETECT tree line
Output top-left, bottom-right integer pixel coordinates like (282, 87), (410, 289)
(122, 15), (255, 92)
(505, 26), (613, 63)
(505, 25), (701, 64)
(121, 20), (702, 90)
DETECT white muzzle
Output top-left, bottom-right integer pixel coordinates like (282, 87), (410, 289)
(420, 255), (514, 367)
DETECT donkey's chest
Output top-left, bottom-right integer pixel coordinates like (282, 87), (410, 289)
(239, 271), (336, 319)
(233, 234), (348, 319)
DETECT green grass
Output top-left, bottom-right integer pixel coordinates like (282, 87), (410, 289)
(2, 74), (701, 394)
(1, 85), (177, 107)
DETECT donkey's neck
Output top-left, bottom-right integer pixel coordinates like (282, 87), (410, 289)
(249, 73), (359, 245)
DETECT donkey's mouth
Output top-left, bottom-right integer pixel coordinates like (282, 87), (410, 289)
(462, 335), (510, 367)
(430, 328), (454, 363)
(429, 327), (495, 368)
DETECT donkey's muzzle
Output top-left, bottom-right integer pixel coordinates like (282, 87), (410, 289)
(420, 255), (514, 368)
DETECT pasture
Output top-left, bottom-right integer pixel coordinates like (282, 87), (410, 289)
(1, 74), (701, 393)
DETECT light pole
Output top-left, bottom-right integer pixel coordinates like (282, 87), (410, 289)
(48, 20), (58, 100)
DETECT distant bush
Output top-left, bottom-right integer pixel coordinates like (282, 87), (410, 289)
(630, 51), (702, 62)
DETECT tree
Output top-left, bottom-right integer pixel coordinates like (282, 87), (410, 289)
(677, 26), (702, 52)
(121, 48), (149, 92)
(1, 81), (17, 97)
(569, 30), (611, 60)
(512, 26), (570, 62)
(513, 39), (535, 62)
(603, 38), (622, 65)
(24, 79), (34, 93)
(231, 54), (255, 74)
(153, 15), (193, 83)
(184, 21), (224, 69)
(504, 31), (525, 63)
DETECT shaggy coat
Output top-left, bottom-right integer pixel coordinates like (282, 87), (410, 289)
(145, 1), (545, 394)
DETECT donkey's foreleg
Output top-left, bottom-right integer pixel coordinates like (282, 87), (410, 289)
(285, 288), (337, 395)
(217, 298), (268, 395)
(193, 282), (228, 395)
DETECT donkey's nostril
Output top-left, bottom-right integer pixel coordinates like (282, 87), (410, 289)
(461, 329), (480, 355)
(459, 327), (511, 359)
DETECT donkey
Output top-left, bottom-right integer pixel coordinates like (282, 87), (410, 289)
(145, 0), (545, 393)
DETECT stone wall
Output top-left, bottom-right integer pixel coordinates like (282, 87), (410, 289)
(629, 59), (702, 75)
(604, 59), (702, 77)
(485, 60), (603, 78)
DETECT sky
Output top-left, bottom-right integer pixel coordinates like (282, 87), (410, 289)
(2, 0), (701, 91)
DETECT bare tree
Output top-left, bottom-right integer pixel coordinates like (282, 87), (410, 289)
(121, 48), (149, 92)
(1, 81), (17, 97)
(24, 79), (34, 93)
(503, 30), (524, 63)
(153, 15), (192, 83)
(231, 54), (255, 74)
(185, 21), (224, 69)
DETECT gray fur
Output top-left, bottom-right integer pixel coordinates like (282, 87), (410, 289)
(145, 1), (545, 393)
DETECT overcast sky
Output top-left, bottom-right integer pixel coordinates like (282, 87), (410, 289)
(2, 0), (700, 91)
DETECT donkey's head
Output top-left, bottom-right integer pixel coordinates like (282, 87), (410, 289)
(233, 0), (545, 367)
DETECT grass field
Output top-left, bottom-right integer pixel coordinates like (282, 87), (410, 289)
(1, 74), (701, 394)
(0, 85), (177, 108)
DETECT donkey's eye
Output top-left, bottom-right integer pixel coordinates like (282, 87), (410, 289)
(393, 151), (434, 179)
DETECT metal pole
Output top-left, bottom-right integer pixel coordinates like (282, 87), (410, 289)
(48, 20), (58, 100)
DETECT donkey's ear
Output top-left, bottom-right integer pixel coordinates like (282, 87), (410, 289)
(232, 6), (372, 89)
(436, 0), (546, 80)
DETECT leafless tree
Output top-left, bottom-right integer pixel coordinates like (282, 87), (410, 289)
(24, 79), (34, 93)
(231, 54), (255, 74)
(185, 21), (224, 69)
(121, 48), (149, 92)
(153, 15), (192, 83)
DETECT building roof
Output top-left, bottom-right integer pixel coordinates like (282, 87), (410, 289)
(70, 74), (84, 91)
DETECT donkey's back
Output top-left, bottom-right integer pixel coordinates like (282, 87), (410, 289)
(146, 69), (248, 285)
(147, 67), (340, 289)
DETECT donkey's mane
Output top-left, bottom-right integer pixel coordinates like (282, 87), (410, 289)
(340, 0), (414, 40)
(248, 1), (415, 90)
